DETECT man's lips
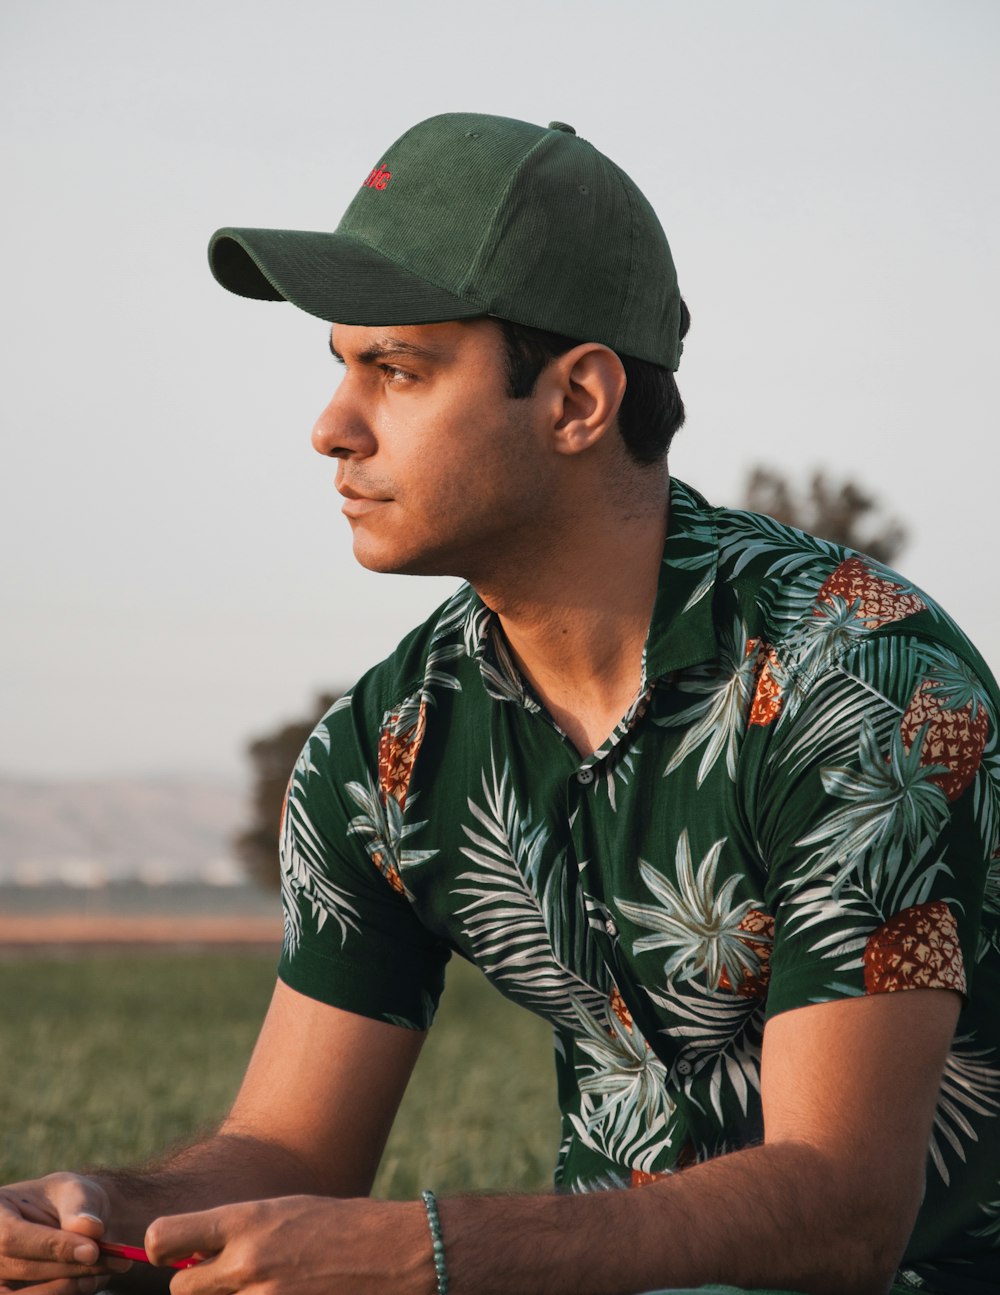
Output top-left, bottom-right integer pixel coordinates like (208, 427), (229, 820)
(337, 483), (392, 519)
(340, 495), (390, 518)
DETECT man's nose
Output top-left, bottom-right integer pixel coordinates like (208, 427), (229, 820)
(311, 388), (375, 459)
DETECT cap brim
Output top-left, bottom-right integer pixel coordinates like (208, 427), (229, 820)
(208, 228), (485, 326)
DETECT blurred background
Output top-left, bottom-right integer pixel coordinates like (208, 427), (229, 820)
(0, 0), (997, 1186)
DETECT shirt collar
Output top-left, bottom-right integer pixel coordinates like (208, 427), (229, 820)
(644, 477), (720, 680)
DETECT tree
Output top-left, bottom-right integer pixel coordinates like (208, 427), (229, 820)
(235, 691), (342, 889)
(742, 467), (907, 566)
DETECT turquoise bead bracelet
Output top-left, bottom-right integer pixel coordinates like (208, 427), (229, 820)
(420, 1189), (449, 1293)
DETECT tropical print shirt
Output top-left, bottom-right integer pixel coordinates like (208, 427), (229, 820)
(278, 479), (1000, 1295)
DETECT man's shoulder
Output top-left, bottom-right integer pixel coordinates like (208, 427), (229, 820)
(688, 490), (981, 673)
(668, 480), (998, 713)
(669, 477), (851, 602)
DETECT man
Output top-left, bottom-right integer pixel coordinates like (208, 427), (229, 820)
(2, 113), (998, 1295)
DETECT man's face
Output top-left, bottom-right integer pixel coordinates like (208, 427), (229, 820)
(313, 319), (555, 581)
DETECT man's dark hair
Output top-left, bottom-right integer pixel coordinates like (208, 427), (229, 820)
(497, 301), (690, 465)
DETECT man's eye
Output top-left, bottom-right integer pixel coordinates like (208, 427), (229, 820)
(381, 364), (416, 384)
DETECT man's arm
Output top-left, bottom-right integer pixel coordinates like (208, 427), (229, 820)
(147, 986), (959, 1295)
(442, 987), (959, 1295)
(0, 980), (426, 1290)
(102, 978), (427, 1234)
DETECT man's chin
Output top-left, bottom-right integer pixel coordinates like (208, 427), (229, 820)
(351, 537), (453, 579)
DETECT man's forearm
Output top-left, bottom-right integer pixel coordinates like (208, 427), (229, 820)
(94, 1130), (328, 1242)
(437, 1140), (913, 1295)
(139, 1139), (913, 1295)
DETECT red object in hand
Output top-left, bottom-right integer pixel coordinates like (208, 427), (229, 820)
(99, 1241), (201, 1269)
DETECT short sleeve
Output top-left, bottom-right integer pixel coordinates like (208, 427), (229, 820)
(752, 634), (1000, 1019)
(277, 694), (450, 1030)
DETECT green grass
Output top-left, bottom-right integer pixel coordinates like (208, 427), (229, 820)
(0, 953), (560, 1198)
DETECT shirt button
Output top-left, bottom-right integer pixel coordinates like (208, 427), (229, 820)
(605, 918), (618, 939)
(676, 1058), (692, 1076)
(576, 768), (595, 785)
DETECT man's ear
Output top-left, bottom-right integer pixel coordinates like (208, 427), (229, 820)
(544, 344), (626, 456)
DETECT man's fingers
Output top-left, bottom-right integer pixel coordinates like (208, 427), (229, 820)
(0, 1279), (111, 1295)
(42, 1180), (109, 1241)
(2, 1201), (52, 1231)
(75, 1278), (112, 1295)
(167, 1257), (228, 1295)
(0, 1258), (107, 1282)
(59, 1218), (102, 1242)
(145, 1210), (226, 1267)
(0, 1177), (110, 1275)
(0, 1256), (109, 1285)
(0, 1199), (51, 1235)
(0, 1217), (103, 1270)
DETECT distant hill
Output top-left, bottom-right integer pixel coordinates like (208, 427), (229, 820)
(0, 775), (248, 885)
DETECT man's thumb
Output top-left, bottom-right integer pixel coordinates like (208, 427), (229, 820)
(67, 1212), (106, 1238)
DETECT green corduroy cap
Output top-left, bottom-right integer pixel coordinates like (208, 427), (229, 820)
(208, 112), (684, 370)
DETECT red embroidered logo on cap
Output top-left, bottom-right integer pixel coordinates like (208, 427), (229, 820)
(362, 162), (392, 190)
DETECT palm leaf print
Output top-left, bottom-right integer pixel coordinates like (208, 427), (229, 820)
(345, 774), (437, 894)
(771, 638), (921, 775)
(617, 831), (761, 989)
(462, 597), (492, 660)
(567, 997), (676, 1174)
(289, 694), (357, 781)
(778, 842), (954, 978)
(280, 774), (362, 958)
(662, 480), (718, 572)
(716, 508), (842, 581)
(929, 1038), (1000, 1186)
(656, 618), (757, 785)
(973, 1185), (1000, 1238)
(972, 735), (1000, 883)
(433, 583), (475, 640)
(591, 740), (643, 813)
(573, 998), (674, 1130)
(780, 587), (875, 683)
(386, 593), (468, 741)
(793, 720), (950, 901)
(647, 978), (763, 1123)
(420, 590), (469, 698)
(461, 596), (541, 710)
(454, 757), (608, 1027)
(560, 1167), (632, 1194)
(776, 890), (876, 988)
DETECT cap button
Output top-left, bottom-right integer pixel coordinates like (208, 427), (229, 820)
(548, 121), (576, 135)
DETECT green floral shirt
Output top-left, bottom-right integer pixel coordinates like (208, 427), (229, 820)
(279, 479), (1000, 1294)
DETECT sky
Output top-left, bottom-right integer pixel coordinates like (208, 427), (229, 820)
(2, 0), (998, 783)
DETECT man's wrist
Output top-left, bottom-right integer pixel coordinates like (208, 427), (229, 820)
(420, 1191), (448, 1294)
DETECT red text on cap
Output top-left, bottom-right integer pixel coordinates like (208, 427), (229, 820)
(363, 162), (392, 190)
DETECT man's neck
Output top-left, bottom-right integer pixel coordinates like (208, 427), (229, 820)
(476, 490), (670, 759)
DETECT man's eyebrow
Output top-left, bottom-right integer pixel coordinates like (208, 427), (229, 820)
(327, 334), (441, 365)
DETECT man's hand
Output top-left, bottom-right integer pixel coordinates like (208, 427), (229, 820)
(0, 1173), (131, 1295)
(145, 1196), (430, 1295)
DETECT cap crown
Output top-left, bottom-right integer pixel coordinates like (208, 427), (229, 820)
(338, 113), (682, 368)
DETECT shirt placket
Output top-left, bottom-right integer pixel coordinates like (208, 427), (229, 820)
(564, 685), (652, 946)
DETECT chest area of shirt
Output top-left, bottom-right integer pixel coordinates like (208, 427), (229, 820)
(379, 683), (772, 1050)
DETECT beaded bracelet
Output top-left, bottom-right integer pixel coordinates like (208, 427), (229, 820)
(420, 1188), (449, 1294)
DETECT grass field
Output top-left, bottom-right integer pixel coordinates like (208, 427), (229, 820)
(0, 951), (560, 1198)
